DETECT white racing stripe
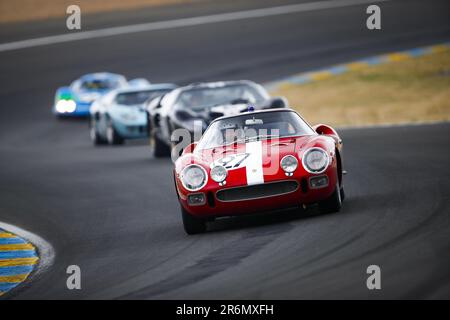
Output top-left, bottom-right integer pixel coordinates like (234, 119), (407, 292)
(0, 0), (389, 53)
(245, 141), (264, 185)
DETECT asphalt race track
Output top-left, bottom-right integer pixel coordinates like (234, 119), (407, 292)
(0, 0), (449, 299)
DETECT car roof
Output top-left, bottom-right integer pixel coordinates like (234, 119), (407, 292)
(114, 83), (177, 95)
(165, 80), (262, 102)
(179, 80), (258, 91)
(79, 72), (125, 81)
(210, 108), (297, 124)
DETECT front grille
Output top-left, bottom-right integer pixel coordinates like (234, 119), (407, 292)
(207, 192), (216, 207)
(127, 126), (146, 133)
(301, 178), (308, 193)
(216, 180), (299, 202)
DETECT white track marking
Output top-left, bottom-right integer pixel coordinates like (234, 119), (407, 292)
(0, 0), (390, 53)
(245, 141), (264, 185)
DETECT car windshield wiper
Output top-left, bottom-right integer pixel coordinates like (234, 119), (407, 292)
(208, 99), (250, 107)
(245, 134), (279, 141)
(222, 134), (279, 145)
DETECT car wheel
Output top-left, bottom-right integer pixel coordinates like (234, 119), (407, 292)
(340, 185), (345, 201)
(181, 206), (206, 235)
(153, 132), (171, 157)
(90, 117), (106, 145)
(318, 183), (342, 214)
(106, 120), (124, 145)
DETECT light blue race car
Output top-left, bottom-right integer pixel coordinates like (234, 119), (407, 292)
(89, 83), (177, 145)
(53, 72), (128, 117)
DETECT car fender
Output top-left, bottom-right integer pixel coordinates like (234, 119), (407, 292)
(54, 86), (73, 102)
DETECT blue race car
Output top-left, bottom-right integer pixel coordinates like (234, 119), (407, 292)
(89, 83), (177, 145)
(53, 72), (128, 117)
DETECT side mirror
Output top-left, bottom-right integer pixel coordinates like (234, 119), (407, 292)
(154, 94), (165, 109)
(182, 142), (198, 155)
(146, 95), (164, 113)
(312, 124), (338, 136)
(270, 96), (288, 109)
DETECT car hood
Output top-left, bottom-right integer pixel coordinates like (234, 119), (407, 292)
(207, 133), (304, 152)
(190, 101), (269, 124)
(108, 104), (147, 123)
(74, 91), (105, 103)
(180, 135), (310, 186)
(209, 103), (249, 117)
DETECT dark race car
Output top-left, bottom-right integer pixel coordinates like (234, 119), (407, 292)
(146, 80), (287, 157)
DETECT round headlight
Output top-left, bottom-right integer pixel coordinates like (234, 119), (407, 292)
(56, 100), (76, 113)
(302, 148), (329, 174)
(180, 165), (207, 191)
(280, 155), (298, 173)
(55, 100), (67, 113)
(210, 165), (227, 183)
(65, 100), (76, 113)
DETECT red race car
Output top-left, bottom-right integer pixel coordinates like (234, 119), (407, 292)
(174, 109), (345, 234)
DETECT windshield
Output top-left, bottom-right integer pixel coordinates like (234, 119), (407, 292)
(115, 89), (172, 106)
(196, 110), (315, 150)
(175, 84), (268, 111)
(80, 79), (120, 91)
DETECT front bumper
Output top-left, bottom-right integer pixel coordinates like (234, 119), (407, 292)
(54, 101), (91, 117)
(113, 120), (149, 139)
(178, 167), (338, 218)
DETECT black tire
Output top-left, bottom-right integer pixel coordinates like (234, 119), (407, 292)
(181, 206), (206, 235)
(106, 120), (124, 145)
(319, 183), (342, 214)
(297, 204), (308, 215)
(153, 132), (171, 157)
(340, 185), (346, 201)
(90, 117), (107, 145)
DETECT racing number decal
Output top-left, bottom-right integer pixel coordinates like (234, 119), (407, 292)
(213, 153), (250, 170)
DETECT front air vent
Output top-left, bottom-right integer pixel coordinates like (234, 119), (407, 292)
(216, 180), (299, 202)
